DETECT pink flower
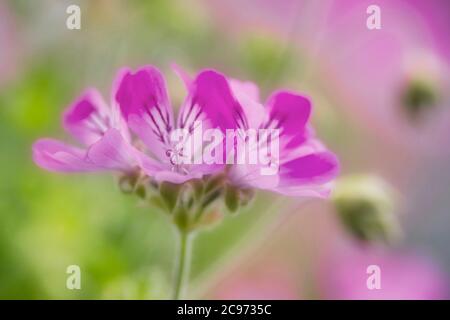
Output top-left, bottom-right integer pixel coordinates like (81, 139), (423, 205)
(114, 66), (242, 183)
(317, 0), (450, 156)
(206, 0), (450, 156)
(33, 86), (138, 174)
(211, 262), (299, 300)
(226, 79), (339, 197)
(33, 64), (339, 193)
(319, 244), (448, 300)
(33, 65), (244, 184)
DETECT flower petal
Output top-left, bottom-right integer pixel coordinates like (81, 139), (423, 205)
(32, 139), (97, 172)
(178, 69), (245, 132)
(86, 128), (137, 172)
(230, 79), (265, 128)
(278, 151), (340, 186)
(230, 79), (260, 102)
(62, 89), (111, 146)
(154, 171), (204, 184)
(115, 65), (174, 159)
(265, 90), (311, 136)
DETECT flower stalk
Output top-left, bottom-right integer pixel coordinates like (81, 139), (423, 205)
(172, 228), (192, 300)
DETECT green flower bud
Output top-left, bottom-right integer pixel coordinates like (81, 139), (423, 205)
(402, 79), (438, 121)
(332, 175), (401, 244)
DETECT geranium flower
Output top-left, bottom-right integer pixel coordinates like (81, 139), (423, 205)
(226, 79), (339, 197)
(33, 86), (138, 174)
(169, 66), (339, 197)
(32, 64), (341, 300)
(33, 66), (243, 184)
(114, 65), (243, 183)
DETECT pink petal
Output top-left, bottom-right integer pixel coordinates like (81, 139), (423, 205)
(115, 66), (174, 156)
(229, 78), (260, 102)
(86, 129), (137, 171)
(229, 163), (280, 189)
(110, 68), (133, 141)
(62, 88), (111, 146)
(134, 150), (165, 176)
(230, 79), (265, 128)
(32, 139), (97, 172)
(265, 90), (312, 136)
(178, 69), (245, 132)
(154, 171), (204, 184)
(270, 182), (335, 198)
(279, 151), (340, 186)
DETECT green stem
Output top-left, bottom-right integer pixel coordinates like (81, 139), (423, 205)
(172, 229), (192, 300)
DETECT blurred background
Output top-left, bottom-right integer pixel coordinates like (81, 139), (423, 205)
(0, 0), (449, 299)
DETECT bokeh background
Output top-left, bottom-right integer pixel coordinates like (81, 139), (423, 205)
(0, 0), (449, 299)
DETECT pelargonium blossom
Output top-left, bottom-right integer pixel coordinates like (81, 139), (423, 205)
(168, 67), (339, 197)
(33, 66), (242, 184)
(32, 64), (341, 300)
(33, 86), (138, 174)
(114, 66), (242, 183)
(226, 79), (339, 197)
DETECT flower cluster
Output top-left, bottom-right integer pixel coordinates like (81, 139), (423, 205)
(33, 65), (339, 230)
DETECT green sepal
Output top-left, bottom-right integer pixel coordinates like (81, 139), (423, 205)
(159, 181), (181, 213)
(225, 185), (239, 213)
(118, 174), (138, 194)
(173, 206), (189, 232)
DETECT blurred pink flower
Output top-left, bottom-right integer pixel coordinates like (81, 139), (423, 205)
(206, 0), (450, 155)
(319, 243), (448, 300)
(211, 263), (299, 300)
(318, 0), (450, 155)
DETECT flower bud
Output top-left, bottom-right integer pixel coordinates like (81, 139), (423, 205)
(402, 79), (437, 121)
(400, 51), (446, 122)
(332, 175), (401, 244)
